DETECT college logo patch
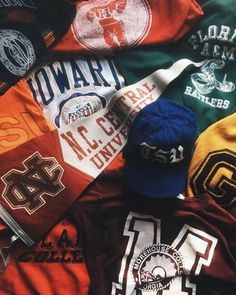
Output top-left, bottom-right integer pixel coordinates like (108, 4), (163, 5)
(54, 92), (107, 127)
(132, 244), (184, 292)
(1, 152), (65, 214)
(72, 0), (151, 52)
(191, 59), (235, 95)
(0, 29), (35, 76)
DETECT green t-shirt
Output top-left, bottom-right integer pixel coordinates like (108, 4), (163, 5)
(114, 0), (236, 135)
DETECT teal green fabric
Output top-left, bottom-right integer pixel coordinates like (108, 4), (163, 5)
(114, 0), (236, 135)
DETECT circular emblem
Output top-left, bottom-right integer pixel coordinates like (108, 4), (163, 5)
(0, 29), (35, 76)
(55, 92), (107, 127)
(72, 0), (151, 52)
(132, 244), (184, 292)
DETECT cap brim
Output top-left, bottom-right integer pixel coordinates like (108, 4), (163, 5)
(125, 158), (188, 199)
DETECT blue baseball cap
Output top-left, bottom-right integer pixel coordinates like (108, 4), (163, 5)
(124, 98), (197, 198)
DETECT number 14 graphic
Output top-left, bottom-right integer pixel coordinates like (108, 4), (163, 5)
(112, 212), (217, 295)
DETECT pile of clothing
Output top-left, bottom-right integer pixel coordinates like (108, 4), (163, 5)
(0, 0), (236, 294)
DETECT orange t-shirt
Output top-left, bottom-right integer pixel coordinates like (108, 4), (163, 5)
(0, 79), (54, 233)
(0, 79), (54, 155)
(0, 80), (90, 294)
(52, 0), (203, 53)
(0, 216), (90, 295)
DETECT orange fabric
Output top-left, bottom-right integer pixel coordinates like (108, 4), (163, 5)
(0, 79), (54, 155)
(0, 81), (90, 294)
(52, 0), (203, 53)
(0, 217), (90, 295)
(0, 80), (54, 232)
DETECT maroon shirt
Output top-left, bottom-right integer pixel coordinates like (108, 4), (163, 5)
(69, 168), (236, 295)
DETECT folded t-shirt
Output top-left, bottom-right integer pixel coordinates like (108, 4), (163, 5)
(0, 0), (76, 95)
